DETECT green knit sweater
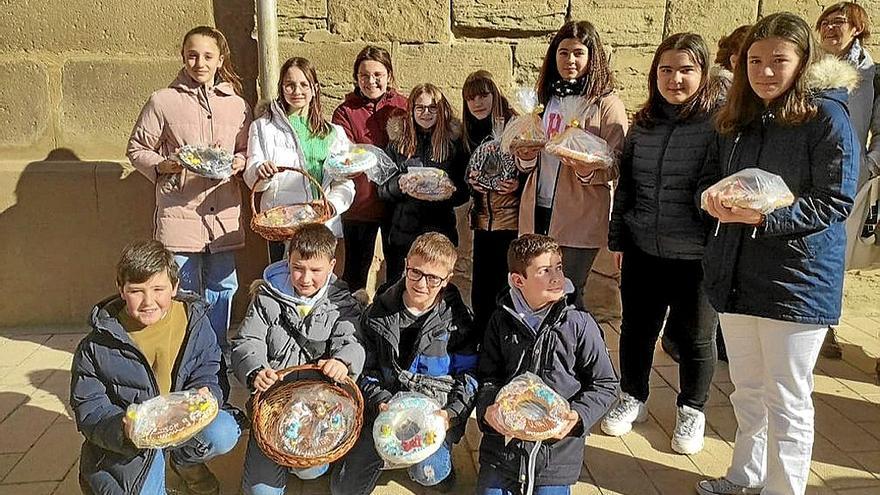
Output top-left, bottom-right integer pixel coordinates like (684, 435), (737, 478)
(288, 115), (334, 197)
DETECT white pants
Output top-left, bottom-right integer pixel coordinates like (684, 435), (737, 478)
(719, 313), (827, 495)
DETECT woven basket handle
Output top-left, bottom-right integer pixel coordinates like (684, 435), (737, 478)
(252, 363), (363, 410)
(250, 166), (332, 217)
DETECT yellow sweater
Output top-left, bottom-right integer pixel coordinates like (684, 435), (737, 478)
(119, 301), (188, 395)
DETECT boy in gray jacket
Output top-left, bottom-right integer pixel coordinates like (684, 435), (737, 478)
(231, 223), (365, 494)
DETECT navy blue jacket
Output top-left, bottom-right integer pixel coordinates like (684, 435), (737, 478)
(70, 292), (223, 494)
(700, 86), (859, 325)
(610, 105), (716, 259)
(475, 292), (618, 488)
(358, 279), (479, 439)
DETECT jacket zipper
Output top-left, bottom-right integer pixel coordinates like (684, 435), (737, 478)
(486, 191), (494, 231)
(653, 125), (676, 256)
(714, 133), (742, 236)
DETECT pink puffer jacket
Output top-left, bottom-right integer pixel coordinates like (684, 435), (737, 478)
(127, 70), (252, 253)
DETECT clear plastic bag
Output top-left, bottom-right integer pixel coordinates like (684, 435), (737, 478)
(325, 144), (397, 184)
(399, 166), (456, 201)
(467, 139), (518, 191)
(126, 388), (219, 449)
(488, 372), (571, 442)
(274, 383), (358, 458)
(373, 392), (447, 468)
(700, 167), (795, 214)
(544, 98), (614, 171)
(500, 88), (546, 154)
(259, 204), (320, 228)
(172, 144), (234, 180)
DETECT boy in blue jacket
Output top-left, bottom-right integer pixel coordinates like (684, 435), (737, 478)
(331, 232), (479, 494)
(475, 234), (618, 495)
(70, 240), (239, 495)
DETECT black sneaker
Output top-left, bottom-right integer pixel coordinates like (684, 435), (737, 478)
(820, 327), (843, 359)
(429, 470), (457, 493)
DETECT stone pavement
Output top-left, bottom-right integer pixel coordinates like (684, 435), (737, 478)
(1, 317), (878, 495)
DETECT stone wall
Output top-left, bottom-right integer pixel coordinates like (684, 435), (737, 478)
(1, 0), (877, 327)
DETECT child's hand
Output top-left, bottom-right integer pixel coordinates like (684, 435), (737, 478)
(318, 358), (349, 382)
(254, 367), (280, 392)
(157, 159), (183, 174)
(551, 410), (581, 439)
(378, 402), (389, 412)
(496, 178), (519, 195)
(122, 411), (134, 440)
(257, 161), (279, 180)
(231, 156), (246, 174)
(484, 403), (510, 436)
(704, 191), (764, 225)
(436, 409), (451, 430)
(467, 170), (488, 194)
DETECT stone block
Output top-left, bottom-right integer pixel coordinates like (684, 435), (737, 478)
(0, 0), (212, 56)
(59, 59), (180, 158)
(0, 61), (52, 154)
(570, 0), (666, 47)
(610, 46), (654, 113)
(452, 0), (568, 36)
(760, 0), (825, 23)
(277, 0), (327, 39)
(394, 42), (514, 95)
(329, 0), (451, 42)
(513, 39), (551, 87)
(667, 0), (757, 50)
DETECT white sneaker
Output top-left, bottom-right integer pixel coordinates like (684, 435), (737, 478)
(600, 392), (648, 436)
(671, 405), (705, 454)
(695, 477), (762, 495)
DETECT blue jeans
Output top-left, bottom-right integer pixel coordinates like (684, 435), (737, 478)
(477, 468), (571, 495)
(330, 430), (453, 495)
(139, 410), (241, 494)
(241, 434), (329, 495)
(173, 251), (238, 351)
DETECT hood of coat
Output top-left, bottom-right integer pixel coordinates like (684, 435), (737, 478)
(805, 55), (861, 96)
(385, 113), (462, 143)
(252, 260), (359, 316)
(169, 68), (237, 97)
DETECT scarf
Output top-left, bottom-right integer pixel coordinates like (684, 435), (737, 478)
(551, 77), (587, 98)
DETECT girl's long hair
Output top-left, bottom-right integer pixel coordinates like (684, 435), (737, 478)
(276, 57), (332, 137)
(715, 13), (819, 134)
(461, 70), (517, 153)
(181, 26), (243, 96)
(634, 32), (720, 127)
(536, 20), (615, 106)
(395, 83), (455, 162)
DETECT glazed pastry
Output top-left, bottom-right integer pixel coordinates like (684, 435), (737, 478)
(490, 372), (571, 442)
(373, 393), (447, 467)
(126, 388), (219, 449)
(325, 146), (379, 178)
(172, 144), (234, 180)
(399, 167), (456, 201)
(274, 384), (357, 457)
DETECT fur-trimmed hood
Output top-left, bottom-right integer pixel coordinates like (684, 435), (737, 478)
(805, 55), (861, 95)
(385, 112), (462, 143)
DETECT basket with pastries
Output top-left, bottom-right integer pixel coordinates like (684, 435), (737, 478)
(250, 364), (363, 469)
(250, 167), (335, 242)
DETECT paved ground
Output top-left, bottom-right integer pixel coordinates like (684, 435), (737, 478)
(1, 316), (878, 495)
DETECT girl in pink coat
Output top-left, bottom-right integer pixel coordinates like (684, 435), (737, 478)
(127, 26), (252, 356)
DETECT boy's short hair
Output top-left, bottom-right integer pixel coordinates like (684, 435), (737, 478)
(287, 223), (337, 260)
(507, 234), (562, 276)
(407, 232), (457, 272)
(116, 240), (179, 287)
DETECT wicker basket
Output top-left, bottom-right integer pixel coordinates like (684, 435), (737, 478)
(250, 167), (335, 242)
(250, 364), (364, 469)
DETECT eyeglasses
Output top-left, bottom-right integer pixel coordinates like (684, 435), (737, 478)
(819, 17), (849, 29)
(414, 104), (439, 115)
(357, 72), (388, 82)
(405, 267), (448, 288)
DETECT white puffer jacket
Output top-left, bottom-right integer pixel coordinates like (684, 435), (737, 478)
(244, 100), (354, 237)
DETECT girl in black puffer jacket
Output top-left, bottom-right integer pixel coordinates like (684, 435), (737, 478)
(381, 83), (469, 284)
(604, 33), (724, 456)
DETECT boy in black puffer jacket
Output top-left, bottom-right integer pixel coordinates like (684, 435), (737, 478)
(70, 240), (239, 495)
(476, 234), (617, 494)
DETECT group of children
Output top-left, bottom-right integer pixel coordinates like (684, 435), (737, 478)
(70, 3), (875, 495)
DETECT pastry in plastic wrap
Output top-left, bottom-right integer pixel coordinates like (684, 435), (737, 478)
(257, 204), (320, 228)
(373, 392), (447, 467)
(543, 97), (614, 171)
(399, 167), (456, 201)
(273, 384), (358, 458)
(126, 388), (219, 449)
(500, 88), (546, 154)
(467, 140), (518, 191)
(325, 145), (379, 178)
(701, 167), (795, 214)
(488, 372), (572, 442)
(172, 144), (234, 180)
